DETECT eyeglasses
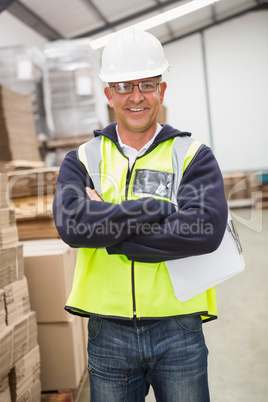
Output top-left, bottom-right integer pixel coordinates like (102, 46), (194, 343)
(109, 81), (160, 94)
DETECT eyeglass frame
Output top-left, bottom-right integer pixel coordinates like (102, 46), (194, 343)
(109, 80), (162, 94)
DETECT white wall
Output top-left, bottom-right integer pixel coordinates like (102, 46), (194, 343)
(205, 11), (268, 172)
(164, 34), (211, 146)
(163, 11), (268, 173)
(0, 11), (48, 48)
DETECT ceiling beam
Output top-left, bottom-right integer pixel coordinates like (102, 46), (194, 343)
(83, 0), (109, 24)
(7, 0), (63, 40)
(154, 0), (176, 40)
(74, 0), (184, 38)
(0, 0), (16, 13)
(162, 3), (268, 46)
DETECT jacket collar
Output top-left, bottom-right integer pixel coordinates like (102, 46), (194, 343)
(93, 122), (191, 146)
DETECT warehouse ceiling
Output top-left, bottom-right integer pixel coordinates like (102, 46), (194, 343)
(3, 0), (268, 46)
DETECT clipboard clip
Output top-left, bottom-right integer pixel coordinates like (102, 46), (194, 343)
(227, 219), (243, 254)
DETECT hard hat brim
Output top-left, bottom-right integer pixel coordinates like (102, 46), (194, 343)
(99, 64), (170, 83)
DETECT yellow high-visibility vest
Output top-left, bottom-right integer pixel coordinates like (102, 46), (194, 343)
(65, 135), (217, 322)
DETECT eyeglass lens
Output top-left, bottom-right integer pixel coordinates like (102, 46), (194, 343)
(113, 81), (159, 94)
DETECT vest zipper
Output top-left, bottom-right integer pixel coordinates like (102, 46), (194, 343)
(125, 161), (135, 199)
(125, 160), (138, 325)
(131, 261), (137, 326)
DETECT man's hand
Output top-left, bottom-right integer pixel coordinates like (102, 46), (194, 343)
(85, 187), (103, 202)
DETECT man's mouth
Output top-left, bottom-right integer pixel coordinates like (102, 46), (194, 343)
(128, 108), (146, 112)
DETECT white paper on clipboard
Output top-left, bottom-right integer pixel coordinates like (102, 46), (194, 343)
(166, 216), (245, 302)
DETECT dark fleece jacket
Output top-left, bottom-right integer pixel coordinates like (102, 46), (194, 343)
(53, 123), (228, 263)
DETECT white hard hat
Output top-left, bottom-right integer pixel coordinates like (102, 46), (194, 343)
(99, 28), (170, 83)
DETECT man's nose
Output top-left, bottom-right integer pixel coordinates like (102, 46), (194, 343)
(129, 85), (145, 102)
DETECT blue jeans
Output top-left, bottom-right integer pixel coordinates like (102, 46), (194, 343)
(87, 315), (210, 402)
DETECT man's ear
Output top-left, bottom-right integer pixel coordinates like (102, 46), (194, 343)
(104, 86), (114, 108)
(159, 82), (167, 105)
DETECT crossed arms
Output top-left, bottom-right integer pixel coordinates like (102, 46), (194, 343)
(53, 147), (228, 263)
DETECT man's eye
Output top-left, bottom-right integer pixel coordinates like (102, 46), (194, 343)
(118, 83), (131, 91)
(141, 83), (155, 90)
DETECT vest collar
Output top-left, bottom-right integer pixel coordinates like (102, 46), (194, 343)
(93, 122), (191, 147)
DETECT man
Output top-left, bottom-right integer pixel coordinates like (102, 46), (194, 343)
(53, 28), (228, 402)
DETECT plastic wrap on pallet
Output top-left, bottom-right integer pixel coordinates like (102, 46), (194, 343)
(43, 40), (103, 138)
(0, 45), (50, 138)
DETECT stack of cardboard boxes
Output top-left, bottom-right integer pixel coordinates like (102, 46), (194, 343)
(252, 171), (268, 210)
(43, 41), (100, 140)
(0, 172), (41, 401)
(7, 167), (59, 240)
(1, 166), (88, 399)
(0, 45), (49, 138)
(0, 85), (41, 162)
(223, 171), (261, 208)
(23, 239), (88, 394)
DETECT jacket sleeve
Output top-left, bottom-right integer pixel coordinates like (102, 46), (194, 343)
(106, 146), (228, 263)
(53, 149), (175, 248)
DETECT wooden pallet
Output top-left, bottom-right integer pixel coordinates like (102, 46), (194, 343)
(228, 198), (253, 209)
(41, 369), (88, 402)
(45, 135), (94, 149)
(8, 167), (59, 198)
(252, 190), (268, 209)
(11, 194), (54, 220)
(255, 201), (268, 210)
(16, 217), (59, 240)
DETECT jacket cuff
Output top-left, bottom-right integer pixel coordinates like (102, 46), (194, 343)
(106, 244), (123, 255)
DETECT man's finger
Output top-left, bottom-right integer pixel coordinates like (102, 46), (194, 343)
(85, 187), (103, 201)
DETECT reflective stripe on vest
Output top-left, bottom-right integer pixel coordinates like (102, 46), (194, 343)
(66, 135), (217, 322)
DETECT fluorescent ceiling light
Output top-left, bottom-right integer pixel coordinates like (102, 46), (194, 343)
(90, 0), (221, 49)
(90, 32), (115, 50)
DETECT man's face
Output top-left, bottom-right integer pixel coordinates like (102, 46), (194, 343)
(104, 77), (167, 134)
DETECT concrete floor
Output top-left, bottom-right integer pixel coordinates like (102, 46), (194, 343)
(78, 208), (268, 402)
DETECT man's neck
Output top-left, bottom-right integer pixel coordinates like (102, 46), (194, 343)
(117, 124), (158, 151)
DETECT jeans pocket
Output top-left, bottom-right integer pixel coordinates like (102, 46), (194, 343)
(175, 315), (202, 333)
(88, 355), (127, 383)
(88, 315), (103, 340)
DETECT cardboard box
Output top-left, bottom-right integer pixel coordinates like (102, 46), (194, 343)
(0, 225), (18, 248)
(0, 208), (10, 228)
(17, 217), (59, 241)
(0, 247), (17, 287)
(16, 243), (24, 279)
(0, 173), (8, 208)
(0, 376), (11, 402)
(4, 276), (31, 325)
(0, 85), (41, 162)
(38, 316), (86, 391)
(7, 167), (58, 198)
(223, 172), (249, 200)
(11, 311), (38, 367)
(0, 311), (38, 381)
(0, 326), (13, 379)
(23, 239), (77, 322)
(0, 289), (6, 330)
(9, 345), (41, 402)
(0, 244), (24, 288)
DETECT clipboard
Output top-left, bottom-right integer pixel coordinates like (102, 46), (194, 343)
(166, 215), (245, 302)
